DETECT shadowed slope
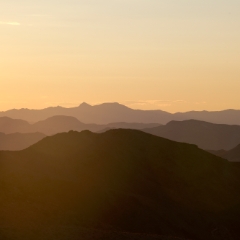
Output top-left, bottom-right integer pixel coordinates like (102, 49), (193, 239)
(0, 130), (239, 240)
(143, 120), (240, 150)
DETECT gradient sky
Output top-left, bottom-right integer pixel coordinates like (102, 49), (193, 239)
(1, 0), (240, 112)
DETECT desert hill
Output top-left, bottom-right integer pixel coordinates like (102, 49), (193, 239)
(0, 130), (239, 240)
(143, 120), (240, 151)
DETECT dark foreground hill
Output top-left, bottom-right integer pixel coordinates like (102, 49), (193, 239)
(143, 120), (240, 151)
(1, 102), (240, 125)
(0, 132), (46, 150)
(0, 130), (239, 240)
(209, 144), (240, 162)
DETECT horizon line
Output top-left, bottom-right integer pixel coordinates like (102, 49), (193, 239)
(0, 102), (239, 114)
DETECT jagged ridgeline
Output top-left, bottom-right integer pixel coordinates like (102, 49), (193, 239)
(0, 129), (240, 240)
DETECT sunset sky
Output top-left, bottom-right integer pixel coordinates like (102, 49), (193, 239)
(1, 0), (240, 112)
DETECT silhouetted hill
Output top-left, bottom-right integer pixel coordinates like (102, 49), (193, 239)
(143, 120), (240, 150)
(34, 116), (160, 135)
(0, 116), (160, 135)
(0, 130), (239, 240)
(0, 103), (170, 124)
(1, 103), (240, 125)
(0, 132), (45, 151)
(174, 109), (240, 125)
(0, 117), (30, 134)
(31, 115), (103, 135)
(210, 144), (240, 162)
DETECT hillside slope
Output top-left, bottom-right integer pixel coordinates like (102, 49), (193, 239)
(143, 120), (240, 150)
(0, 130), (239, 240)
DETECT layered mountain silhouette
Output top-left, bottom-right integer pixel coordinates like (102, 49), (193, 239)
(0, 117), (30, 134)
(0, 132), (45, 151)
(143, 120), (240, 151)
(1, 102), (240, 125)
(0, 116), (159, 135)
(209, 144), (240, 162)
(173, 109), (240, 125)
(3, 116), (240, 153)
(0, 103), (170, 124)
(0, 130), (239, 240)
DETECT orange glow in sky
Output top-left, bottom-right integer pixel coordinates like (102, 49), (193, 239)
(1, 1), (240, 112)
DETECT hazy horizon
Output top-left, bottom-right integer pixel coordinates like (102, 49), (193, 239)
(1, 101), (240, 113)
(1, 1), (240, 112)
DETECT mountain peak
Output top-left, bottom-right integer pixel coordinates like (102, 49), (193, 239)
(96, 102), (131, 109)
(79, 102), (91, 108)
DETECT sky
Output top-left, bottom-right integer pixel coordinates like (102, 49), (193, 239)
(1, 0), (240, 112)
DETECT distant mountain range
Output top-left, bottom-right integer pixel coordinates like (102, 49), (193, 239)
(0, 132), (45, 151)
(1, 102), (240, 125)
(0, 116), (159, 135)
(3, 116), (240, 153)
(0, 129), (239, 240)
(143, 120), (240, 151)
